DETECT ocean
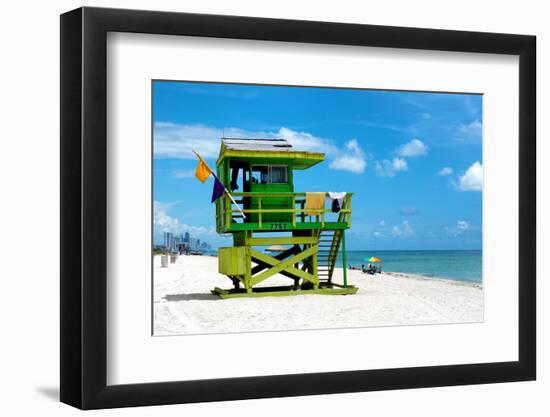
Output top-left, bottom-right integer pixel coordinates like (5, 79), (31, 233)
(344, 250), (482, 283)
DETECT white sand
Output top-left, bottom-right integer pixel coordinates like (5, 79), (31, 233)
(153, 254), (483, 336)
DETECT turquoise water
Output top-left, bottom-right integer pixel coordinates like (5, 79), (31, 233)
(344, 250), (482, 283)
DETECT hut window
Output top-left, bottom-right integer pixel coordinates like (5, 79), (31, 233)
(251, 165), (269, 184)
(251, 165), (288, 184)
(269, 166), (288, 183)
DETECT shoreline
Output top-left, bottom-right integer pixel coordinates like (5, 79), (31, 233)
(381, 271), (483, 289)
(203, 252), (482, 288)
(153, 254), (484, 335)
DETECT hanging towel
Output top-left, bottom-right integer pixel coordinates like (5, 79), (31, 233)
(328, 192), (347, 213)
(328, 192), (347, 202)
(328, 192), (347, 211)
(305, 192), (325, 216)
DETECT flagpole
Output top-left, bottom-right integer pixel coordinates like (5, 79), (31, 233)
(192, 150), (247, 219)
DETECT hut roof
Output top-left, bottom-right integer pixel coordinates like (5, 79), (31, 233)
(217, 137), (325, 170)
(222, 138), (293, 152)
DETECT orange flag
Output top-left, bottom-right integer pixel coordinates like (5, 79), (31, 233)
(194, 159), (211, 183)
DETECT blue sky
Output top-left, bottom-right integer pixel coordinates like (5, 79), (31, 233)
(153, 81), (482, 250)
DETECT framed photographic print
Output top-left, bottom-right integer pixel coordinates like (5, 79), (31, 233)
(60, 6), (536, 409)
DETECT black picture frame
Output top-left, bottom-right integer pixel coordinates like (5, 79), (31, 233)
(60, 6), (536, 410)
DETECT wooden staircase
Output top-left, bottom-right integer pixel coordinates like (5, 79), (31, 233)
(316, 229), (343, 284)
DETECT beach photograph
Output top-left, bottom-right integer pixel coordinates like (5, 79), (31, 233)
(153, 81), (483, 336)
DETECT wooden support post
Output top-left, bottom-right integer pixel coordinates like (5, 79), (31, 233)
(347, 194), (352, 227)
(258, 197), (262, 229)
(342, 230), (347, 288)
(245, 245), (252, 293)
(225, 194), (231, 228)
(292, 195), (296, 228)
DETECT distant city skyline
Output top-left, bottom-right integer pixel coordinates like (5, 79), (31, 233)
(153, 81), (482, 251)
(159, 231), (212, 253)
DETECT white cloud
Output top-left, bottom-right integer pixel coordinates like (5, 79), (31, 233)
(153, 123), (338, 160)
(375, 158), (408, 177)
(378, 220), (385, 226)
(153, 200), (216, 238)
(154, 123), (368, 174)
(396, 138), (428, 158)
(329, 139), (367, 174)
(391, 220), (415, 238)
(373, 231), (384, 238)
(458, 161), (483, 191)
(277, 127), (338, 155)
(172, 169), (196, 179)
(399, 206), (418, 215)
(154, 200), (181, 211)
(154, 123), (224, 159)
(459, 119), (482, 137)
(457, 220), (470, 232)
(372, 139), (426, 177)
(438, 167), (454, 176)
(356, 120), (405, 133)
(446, 220), (470, 237)
(402, 221), (415, 236)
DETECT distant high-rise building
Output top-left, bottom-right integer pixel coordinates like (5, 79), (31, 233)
(184, 232), (190, 243)
(163, 232), (174, 251)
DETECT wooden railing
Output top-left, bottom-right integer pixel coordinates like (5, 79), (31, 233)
(216, 192), (352, 232)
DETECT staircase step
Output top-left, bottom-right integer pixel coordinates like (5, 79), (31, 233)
(316, 229), (344, 282)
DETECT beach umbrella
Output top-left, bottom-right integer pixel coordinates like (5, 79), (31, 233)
(365, 256), (383, 263)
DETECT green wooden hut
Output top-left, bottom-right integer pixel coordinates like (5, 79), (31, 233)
(214, 137), (357, 298)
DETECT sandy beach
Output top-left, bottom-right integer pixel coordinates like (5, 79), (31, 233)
(154, 254), (483, 335)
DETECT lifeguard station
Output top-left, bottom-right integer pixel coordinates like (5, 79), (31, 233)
(214, 137), (357, 298)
